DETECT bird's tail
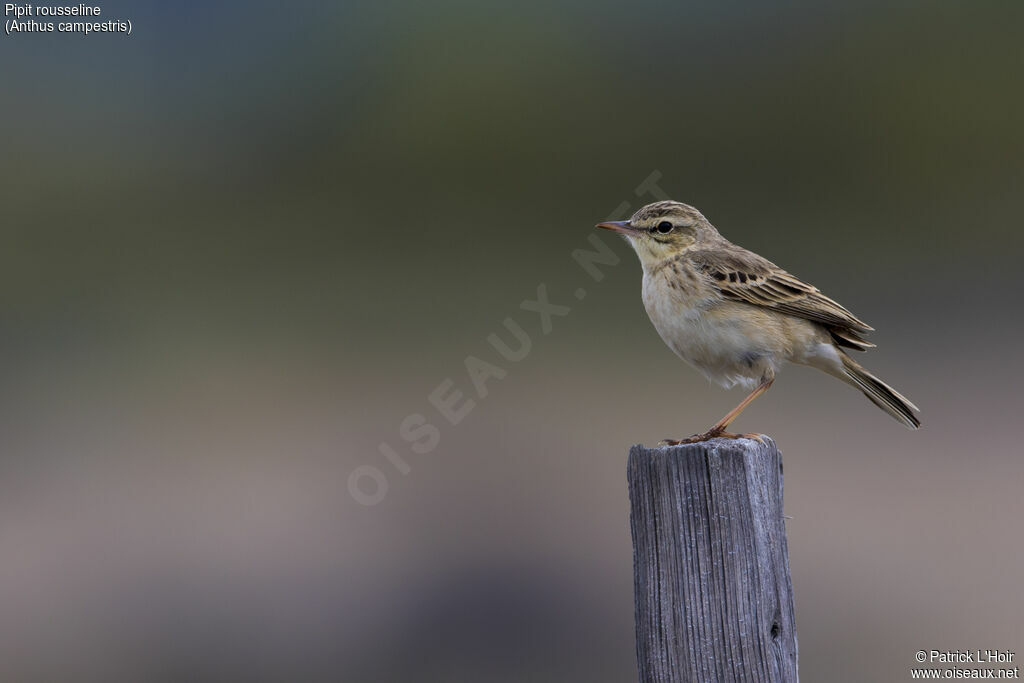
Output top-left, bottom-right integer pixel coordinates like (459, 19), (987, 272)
(837, 352), (920, 429)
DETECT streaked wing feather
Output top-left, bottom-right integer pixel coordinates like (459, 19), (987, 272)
(691, 245), (874, 335)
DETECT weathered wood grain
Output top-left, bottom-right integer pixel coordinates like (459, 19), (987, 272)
(628, 437), (797, 683)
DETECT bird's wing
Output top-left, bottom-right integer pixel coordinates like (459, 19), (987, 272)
(690, 245), (875, 349)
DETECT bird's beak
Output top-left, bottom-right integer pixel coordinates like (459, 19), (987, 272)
(595, 220), (635, 234)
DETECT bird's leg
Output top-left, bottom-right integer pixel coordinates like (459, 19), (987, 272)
(707, 376), (775, 434)
(660, 376), (775, 445)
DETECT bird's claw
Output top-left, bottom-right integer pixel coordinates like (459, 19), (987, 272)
(658, 430), (765, 447)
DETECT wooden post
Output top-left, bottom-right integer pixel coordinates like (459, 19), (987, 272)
(627, 436), (798, 683)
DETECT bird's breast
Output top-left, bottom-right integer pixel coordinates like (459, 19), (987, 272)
(641, 266), (786, 388)
(641, 265), (717, 355)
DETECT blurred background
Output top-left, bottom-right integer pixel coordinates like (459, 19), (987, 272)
(2, 1), (1022, 680)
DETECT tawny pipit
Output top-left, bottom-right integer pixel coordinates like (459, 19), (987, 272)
(597, 200), (920, 444)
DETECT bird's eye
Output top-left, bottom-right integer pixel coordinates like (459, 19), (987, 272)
(655, 221), (673, 234)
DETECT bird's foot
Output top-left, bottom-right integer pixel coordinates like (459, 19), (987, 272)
(658, 429), (765, 446)
(659, 426), (729, 445)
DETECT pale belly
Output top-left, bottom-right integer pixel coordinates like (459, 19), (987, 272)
(641, 272), (828, 389)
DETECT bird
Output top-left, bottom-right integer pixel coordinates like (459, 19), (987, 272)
(596, 200), (919, 444)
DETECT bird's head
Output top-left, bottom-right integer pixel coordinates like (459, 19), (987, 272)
(596, 200), (712, 268)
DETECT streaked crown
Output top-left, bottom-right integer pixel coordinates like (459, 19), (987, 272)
(629, 200), (705, 230)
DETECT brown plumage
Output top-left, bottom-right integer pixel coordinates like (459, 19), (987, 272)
(597, 200), (920, 443)
(688, 246), (876, 351)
